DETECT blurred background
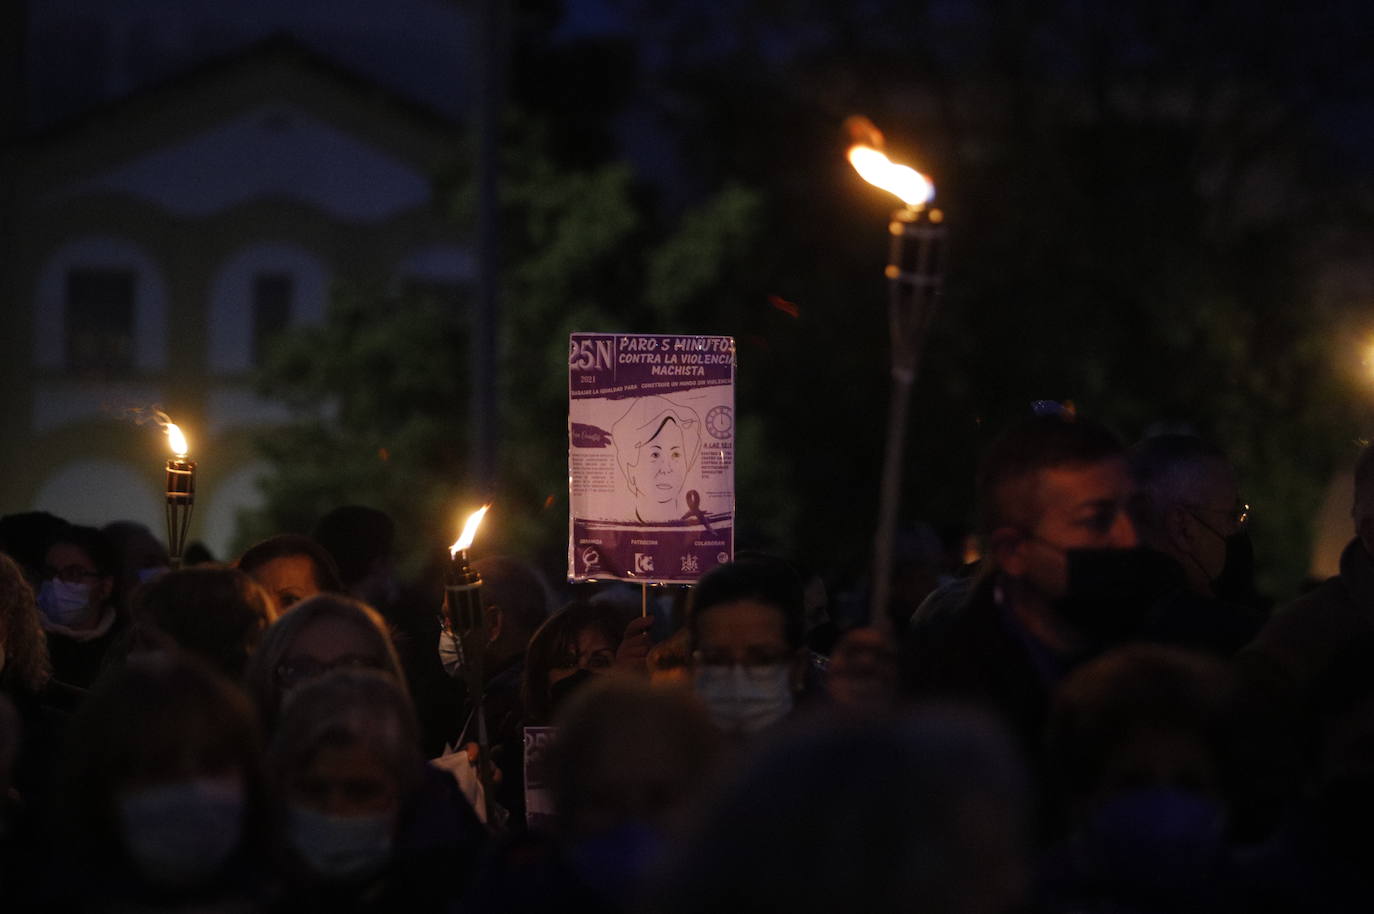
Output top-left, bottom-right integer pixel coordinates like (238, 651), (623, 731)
(3, 0), (1373, 604)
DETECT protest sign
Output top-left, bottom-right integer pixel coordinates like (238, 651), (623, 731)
(568, 333), (735, 583)
(523, 726), (557, 832)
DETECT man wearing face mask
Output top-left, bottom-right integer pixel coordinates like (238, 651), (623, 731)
(688, 557), (807, 738)
(1128, 434), (1265, 656)
(35, 524), (123, 689)
(906, 414), (1163, 760)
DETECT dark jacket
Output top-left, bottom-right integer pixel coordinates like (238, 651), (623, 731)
(904, 572), (1059, 759)
(1243, 538), (1374, 705)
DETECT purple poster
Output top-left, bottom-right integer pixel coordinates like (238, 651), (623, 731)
(568, 333), (736, 584)
(524, 726), (557, 832)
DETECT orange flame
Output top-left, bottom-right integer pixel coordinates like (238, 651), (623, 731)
(166, 423), (189, 458)
(848, 144), (934, 208)
(449, 504), (491, 557)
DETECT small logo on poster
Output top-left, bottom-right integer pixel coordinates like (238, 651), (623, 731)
(634, 553), (655, 574)
(717, 551), (730, 564)
(705, 405), (734, 439)
(582, 548), (601, 572)
(680, 554), (700, 574)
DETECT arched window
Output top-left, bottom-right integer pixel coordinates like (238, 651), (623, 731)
(207, 243), (328, 373)
(34, 236), (169, 377)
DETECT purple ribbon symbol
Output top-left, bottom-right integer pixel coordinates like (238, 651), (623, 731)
(681, 489), (713, 532)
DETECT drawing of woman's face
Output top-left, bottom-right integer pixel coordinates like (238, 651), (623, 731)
(631, 419), (686, 520)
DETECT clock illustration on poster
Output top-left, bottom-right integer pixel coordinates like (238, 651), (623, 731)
(705, 405), (733, 439)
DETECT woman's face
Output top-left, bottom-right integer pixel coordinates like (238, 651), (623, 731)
(249, 555), (321, 612)
(44, 541), (111, 608)
(289, 742), (399, 819)
(277, 616), (387, 693)
(631, 420), (686, 511)
(548, 626), (615, 688)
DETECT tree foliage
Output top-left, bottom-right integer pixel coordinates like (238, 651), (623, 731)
(245, 0), (1374, 597)
(241, 115), (773, 575)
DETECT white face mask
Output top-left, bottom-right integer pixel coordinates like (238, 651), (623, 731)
(119, 778), (245, 887)
(36, 579), (95, 628)
(438, 628), (464, 678)
(287, 804), (394, 881)
(693, 663), (794, 735)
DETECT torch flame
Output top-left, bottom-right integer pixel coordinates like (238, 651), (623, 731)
(166, 423), (189, 458)
(848, 145), (934, 208)
(450, 504), (491, 557)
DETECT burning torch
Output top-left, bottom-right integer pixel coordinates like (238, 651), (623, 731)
(444, 504), (494, 824)
(846, 116), (948, 631)
(164, 421), (196, 570)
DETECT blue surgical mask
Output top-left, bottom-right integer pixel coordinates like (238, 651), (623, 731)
(569, 821), (664, 905)
(693, 664), (793, 735)
(1080, 786), (1227, 896)
(287, 804), (394, 882)
(37, 579), (95, 628)
(137, 565), (171, 584)
(119, 778), (245, 887)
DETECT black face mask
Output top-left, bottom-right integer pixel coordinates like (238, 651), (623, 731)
(1211, 531), (1258, 606)
(1183, 508), (1258, 606)
(549, 667), (596, 714)
(1054, 548), (1186, 647)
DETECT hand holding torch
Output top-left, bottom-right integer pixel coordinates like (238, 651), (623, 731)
(444, 505), (495, 825)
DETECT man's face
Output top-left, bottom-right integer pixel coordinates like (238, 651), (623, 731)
(1180, 458), (1242, 584)
(1005, 457), (1139, 603)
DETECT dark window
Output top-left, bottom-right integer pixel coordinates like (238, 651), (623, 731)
(65, 268), (135, 376)
(252, 273), (293, 364)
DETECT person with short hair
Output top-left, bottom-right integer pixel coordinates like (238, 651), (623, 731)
(267, 669), (487, 910)
(131, 564), (277, 680)
(686, 556), (808, 737)
(244, 593), (408, 734)
(34, 523), (124, 688)
(1128, 434), (1264, 655)
(907, 413), (1152, 755)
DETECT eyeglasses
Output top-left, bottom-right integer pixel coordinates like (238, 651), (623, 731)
(43, 565), (102, 584)
(1186, 502), (1250, 530)
(275, 654), (383, 690)
(692, 649), (794, 680)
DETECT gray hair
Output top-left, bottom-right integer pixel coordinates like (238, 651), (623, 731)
(243, 593), (407, 731)
(267, 668), (423, 802)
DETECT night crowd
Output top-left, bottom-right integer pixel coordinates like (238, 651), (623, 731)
(3, 411), (1374, 913)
